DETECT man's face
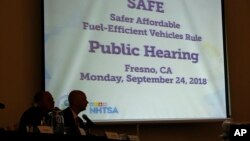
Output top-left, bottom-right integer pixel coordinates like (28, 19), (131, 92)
(40, 92), (54, 112)
(77, 93), (88, 111)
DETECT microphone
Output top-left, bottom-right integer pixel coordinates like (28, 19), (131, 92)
(82, 114), (95, 127)
(0, 103), (5, 109)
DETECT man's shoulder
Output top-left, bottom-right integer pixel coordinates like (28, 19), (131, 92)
(62, 107), (72, 115)
(22, 106), (40, 115)
(62, 107), (70, 112)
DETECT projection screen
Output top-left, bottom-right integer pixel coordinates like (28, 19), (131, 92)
(43, 0), (230, 123)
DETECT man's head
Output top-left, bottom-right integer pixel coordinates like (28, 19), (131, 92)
(34, 91), (54, 112)
(68, 90), (88, 114)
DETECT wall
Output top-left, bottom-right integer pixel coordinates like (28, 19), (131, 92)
(0, 0), (43, 128)
(225, 0), (250, 122)
(0, 0), (250, 141)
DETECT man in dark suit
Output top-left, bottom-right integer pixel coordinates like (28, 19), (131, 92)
(62, 90), (89, 135)
(18, 91), (54, 132)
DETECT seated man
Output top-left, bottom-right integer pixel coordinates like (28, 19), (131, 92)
(63, 90), (89, 135)
(18, 91), (54, 132)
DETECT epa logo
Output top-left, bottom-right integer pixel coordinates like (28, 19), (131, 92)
(234, 129), (247, 136)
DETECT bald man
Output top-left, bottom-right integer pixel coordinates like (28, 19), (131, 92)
(62, 90), (89, 135)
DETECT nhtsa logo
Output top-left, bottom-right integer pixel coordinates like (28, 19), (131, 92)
(89, 102), (118, 114)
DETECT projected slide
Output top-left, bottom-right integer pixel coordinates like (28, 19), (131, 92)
(44, 0), (228, 122)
